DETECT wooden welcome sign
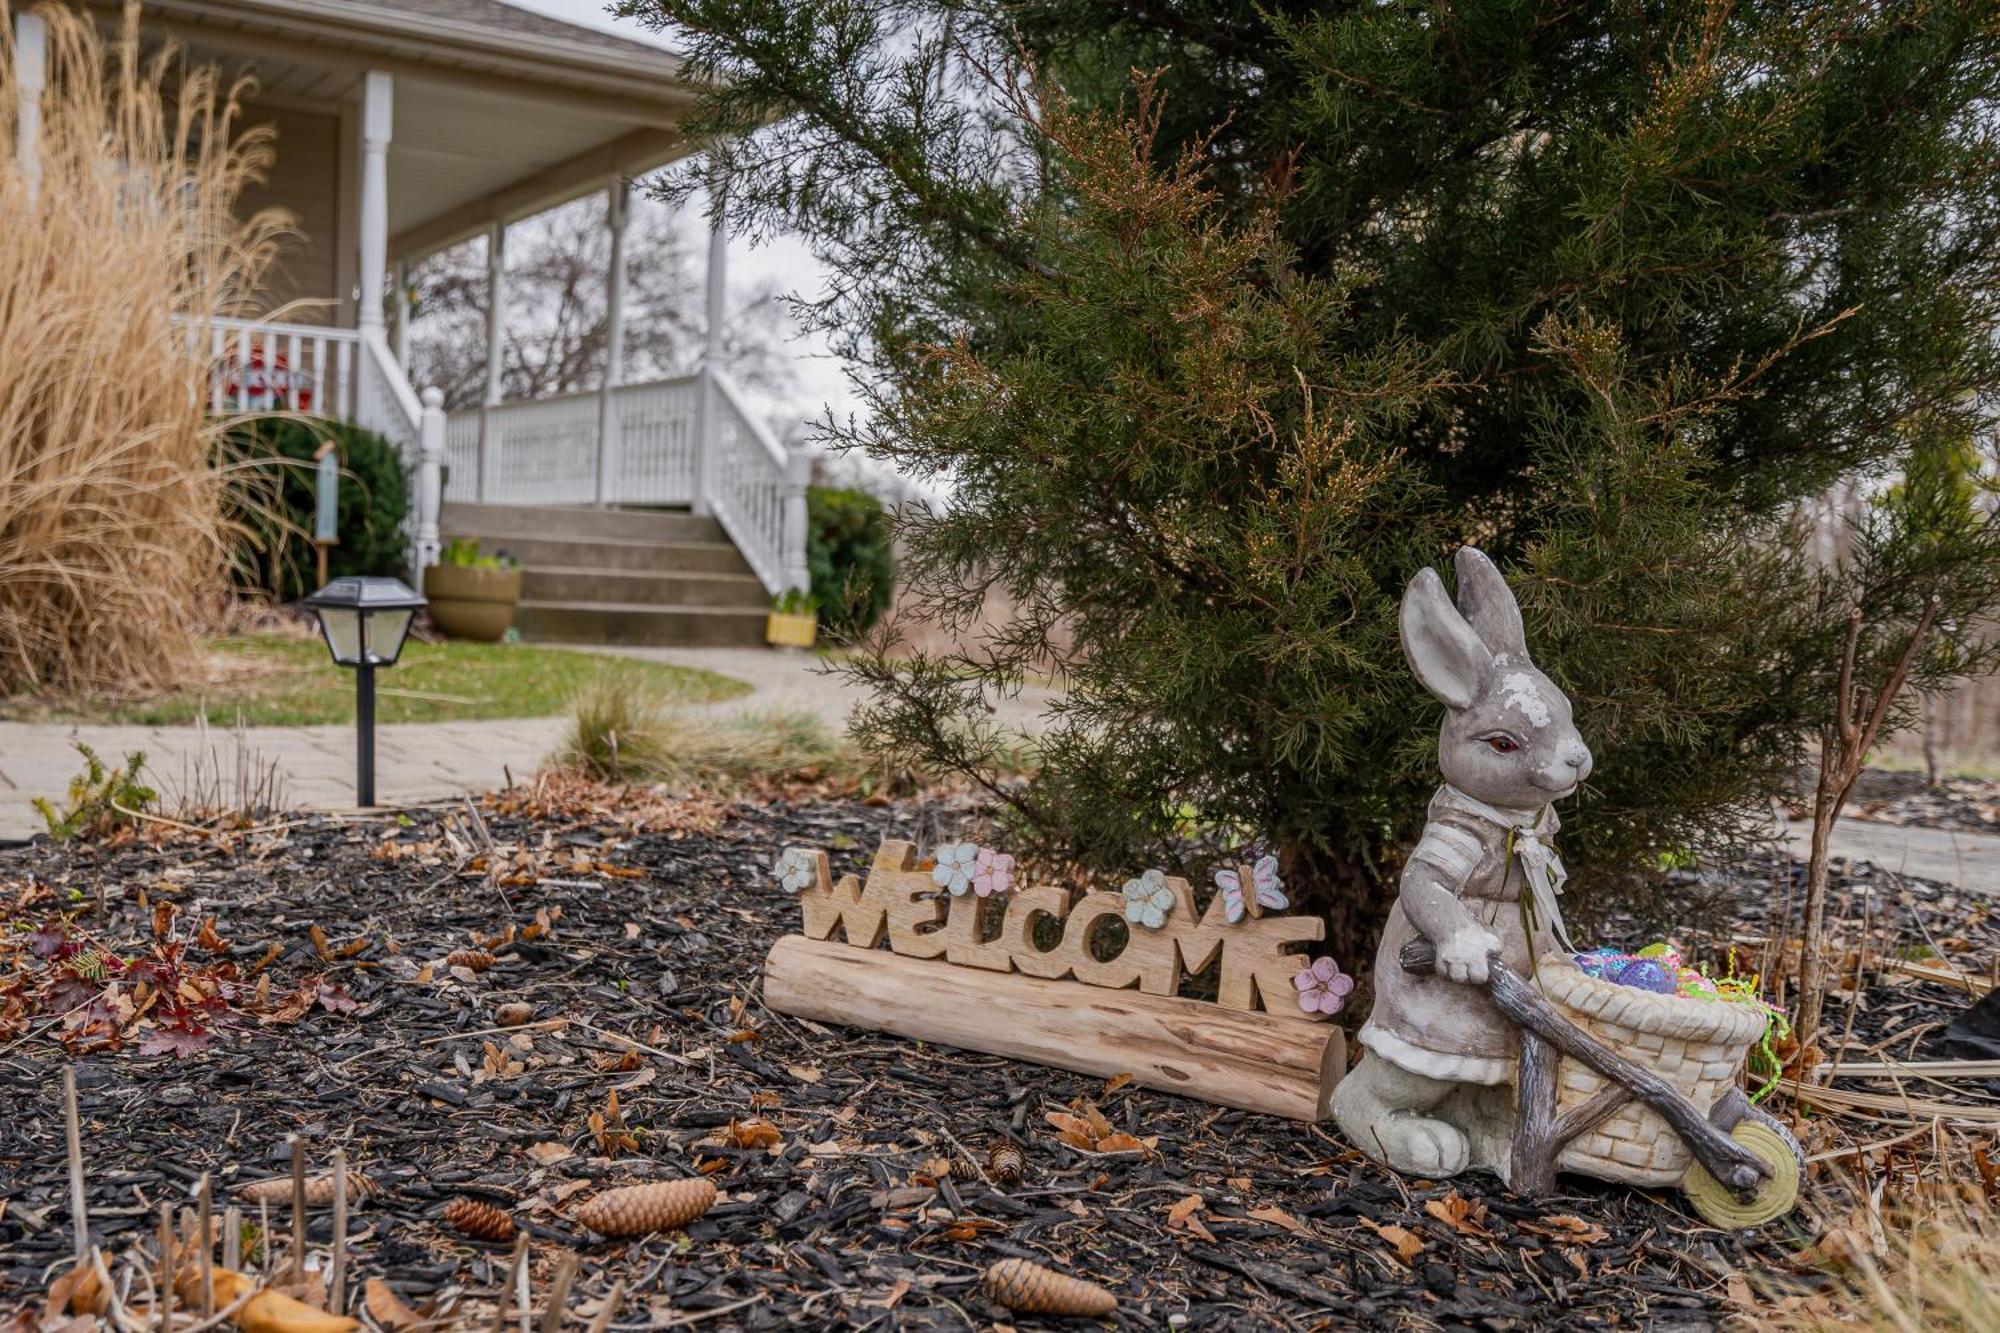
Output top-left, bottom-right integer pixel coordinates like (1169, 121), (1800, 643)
(761, 841), (1348, 1121)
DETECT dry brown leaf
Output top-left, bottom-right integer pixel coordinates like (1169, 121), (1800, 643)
(1529, 1214), (1610, 1245)
(1246, 1204), (1309, 1236)
(1360, 1216), (1425, 1264)
(362, 1278), (420, 1329)
(1092, 1132), (1149, 1155)
(725, 1118), (782, 1150)
(1102, 1072), (1133, 1094)
(1163, 1192), (1216, 1242)
(1424, 1192), (1493, 1239)
(526, 1141), (574, 1166)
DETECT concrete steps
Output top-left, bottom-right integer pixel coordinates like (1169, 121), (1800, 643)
(438, 503), (771, 648)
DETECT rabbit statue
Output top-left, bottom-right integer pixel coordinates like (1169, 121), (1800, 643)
(1332, 546), (1592, 1182)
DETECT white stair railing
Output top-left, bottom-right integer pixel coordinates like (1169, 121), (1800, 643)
(704, 369), (810, 596)
(442, 368), (811, 596)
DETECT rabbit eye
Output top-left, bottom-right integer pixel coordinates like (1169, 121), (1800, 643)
(1484, 735), (1519, 754)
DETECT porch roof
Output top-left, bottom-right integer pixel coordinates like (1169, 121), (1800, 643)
(109, 0), (708, 260)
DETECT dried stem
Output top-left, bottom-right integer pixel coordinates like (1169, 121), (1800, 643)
(330, 1147), (348, 1315)
(63, 1066), (88, 1264)
(288, 1136), (306, 1283)
(1795, 595), (1941, 1065)
(197, 1174), (214, 1318)
(583, 1281), (625, 1333)
(540, 1251), (579, 1333)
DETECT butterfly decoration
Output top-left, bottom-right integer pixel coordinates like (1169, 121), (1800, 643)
(1215, 854), (1287, 924)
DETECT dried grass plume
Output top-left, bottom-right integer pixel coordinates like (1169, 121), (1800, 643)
(0, 2), (288, 695)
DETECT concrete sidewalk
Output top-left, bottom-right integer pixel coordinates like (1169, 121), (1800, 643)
(0, 645), (1061, 839)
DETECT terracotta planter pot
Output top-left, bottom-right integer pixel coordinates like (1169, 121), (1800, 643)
(423, 563), (522, 642)
(766, 611), (818, 648)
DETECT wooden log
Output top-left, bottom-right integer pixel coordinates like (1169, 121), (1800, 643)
(763, 935), (1345, 1121)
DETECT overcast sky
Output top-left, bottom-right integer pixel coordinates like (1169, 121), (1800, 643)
(506, 1), (860, 426)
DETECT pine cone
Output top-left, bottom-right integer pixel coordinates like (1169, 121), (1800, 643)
(446, 949), (497, 973)
(236, 1172), (374, 1206)
(982, 1259), (1116, 1318)
(442, 1197), (515, 1242)
(986, 1142), (1025, 1185)
(571, 1179), (716, 1237)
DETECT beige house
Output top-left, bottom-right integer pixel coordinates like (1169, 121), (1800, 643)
(12, 0), (809, 646)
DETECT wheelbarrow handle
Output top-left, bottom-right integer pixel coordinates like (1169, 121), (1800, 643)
(1395, 934), (1769, 1195)
(1399, 936), (1487, 978)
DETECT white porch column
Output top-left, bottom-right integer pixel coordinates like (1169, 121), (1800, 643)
(14, 12), (45, 201)
(594, 179), (629, 506)
(391, 259), (411, 367)
(477, 221), (506, 502)
(692, 187), (727, 517)
(357, 72), (392, 332)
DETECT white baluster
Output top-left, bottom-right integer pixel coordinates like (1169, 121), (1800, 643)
(412, 387), (445, 574)
(286, 332), (301, 411)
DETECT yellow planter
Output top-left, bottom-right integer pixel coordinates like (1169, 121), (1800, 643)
(766, 611), (818, 648)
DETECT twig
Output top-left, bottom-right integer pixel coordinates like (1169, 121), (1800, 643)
(157, 1201), (175, 1333)
(492, 1235), (527, 1333)
(657, 1294), (768, 1327)
(222, 1205), (241, 1272)
(514, 1238), (533, 1333)
(198, 1174), (214, 1319)
(566, 1019), (695, 1067)
(175, 1283), (256, 1333)
(288, 1137), (306, 1283)
(582, 1281), (625, 1333)
(539, 1251), (579, 1333)
(63, 1066), (89, 1264)
(331, 1147), (349, 1316)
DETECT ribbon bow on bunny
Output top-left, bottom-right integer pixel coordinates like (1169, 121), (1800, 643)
(1441, 786), (1577, 954)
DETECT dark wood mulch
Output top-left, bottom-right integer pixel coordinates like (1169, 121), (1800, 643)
(0, 790), (1993, 1330)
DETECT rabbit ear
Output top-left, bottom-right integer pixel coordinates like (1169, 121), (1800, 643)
(1453, 546), (1528, 658)
(1402, 566), (1492, 709)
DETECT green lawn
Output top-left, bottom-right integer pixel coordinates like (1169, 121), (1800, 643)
(2, 636), (751, 727)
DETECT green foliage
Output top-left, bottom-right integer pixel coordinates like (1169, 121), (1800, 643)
(32, 743), (155, 842)
(439, 537), (518, 570)
(230, 418), (411, 600)
(771, 588), (822, 616)
(630, 0), (2000, 951)
(806, 485), (896, 635)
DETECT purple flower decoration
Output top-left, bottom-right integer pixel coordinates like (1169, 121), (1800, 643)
(971, 847), (1016, 897)
(1293, 957), (1354, 1017)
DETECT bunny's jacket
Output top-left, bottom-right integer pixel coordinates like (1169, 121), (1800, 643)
(1359, 785), (1566, 1085)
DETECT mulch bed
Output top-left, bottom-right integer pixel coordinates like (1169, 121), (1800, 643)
(1, 785), (1995, 1330)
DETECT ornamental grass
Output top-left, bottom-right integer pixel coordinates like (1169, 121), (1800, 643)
(0, 2), (287, 696)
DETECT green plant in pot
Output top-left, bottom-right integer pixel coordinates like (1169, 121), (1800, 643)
(766, 587), (821, 648)
(424, 539), (523, 643)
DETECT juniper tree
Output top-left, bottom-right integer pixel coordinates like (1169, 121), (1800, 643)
(620, 0), (2000, 960)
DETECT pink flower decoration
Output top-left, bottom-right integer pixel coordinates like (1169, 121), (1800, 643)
(971, 846), (1015, 897)
(1294, 956), (1354, 1016)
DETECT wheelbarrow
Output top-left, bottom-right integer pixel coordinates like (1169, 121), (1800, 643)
(1401, 938), (1802, 1228)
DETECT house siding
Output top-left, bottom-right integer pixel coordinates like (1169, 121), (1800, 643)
(237, 102), (340, 323)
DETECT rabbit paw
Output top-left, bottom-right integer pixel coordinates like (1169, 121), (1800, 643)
(1374, 1113), (1470, 1177)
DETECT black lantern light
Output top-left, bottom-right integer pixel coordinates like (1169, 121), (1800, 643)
(303, 576), (425, 806)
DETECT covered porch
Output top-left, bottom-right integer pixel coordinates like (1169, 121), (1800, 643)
(10, 0), (809, 595)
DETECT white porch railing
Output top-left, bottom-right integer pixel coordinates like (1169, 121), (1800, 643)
(445, 367), (810, 594)
(203, 315), (446, 576)
(207, 316), (359, 416)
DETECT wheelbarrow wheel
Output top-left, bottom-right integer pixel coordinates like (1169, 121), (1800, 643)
(1682, 1116), (1800, 1229)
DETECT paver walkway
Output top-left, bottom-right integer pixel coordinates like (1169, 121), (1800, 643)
(0, 646), (1061, 840)
(2, 643), (1992, 897)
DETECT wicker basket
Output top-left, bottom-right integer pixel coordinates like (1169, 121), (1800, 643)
(1535, 955), (1769, 1185)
